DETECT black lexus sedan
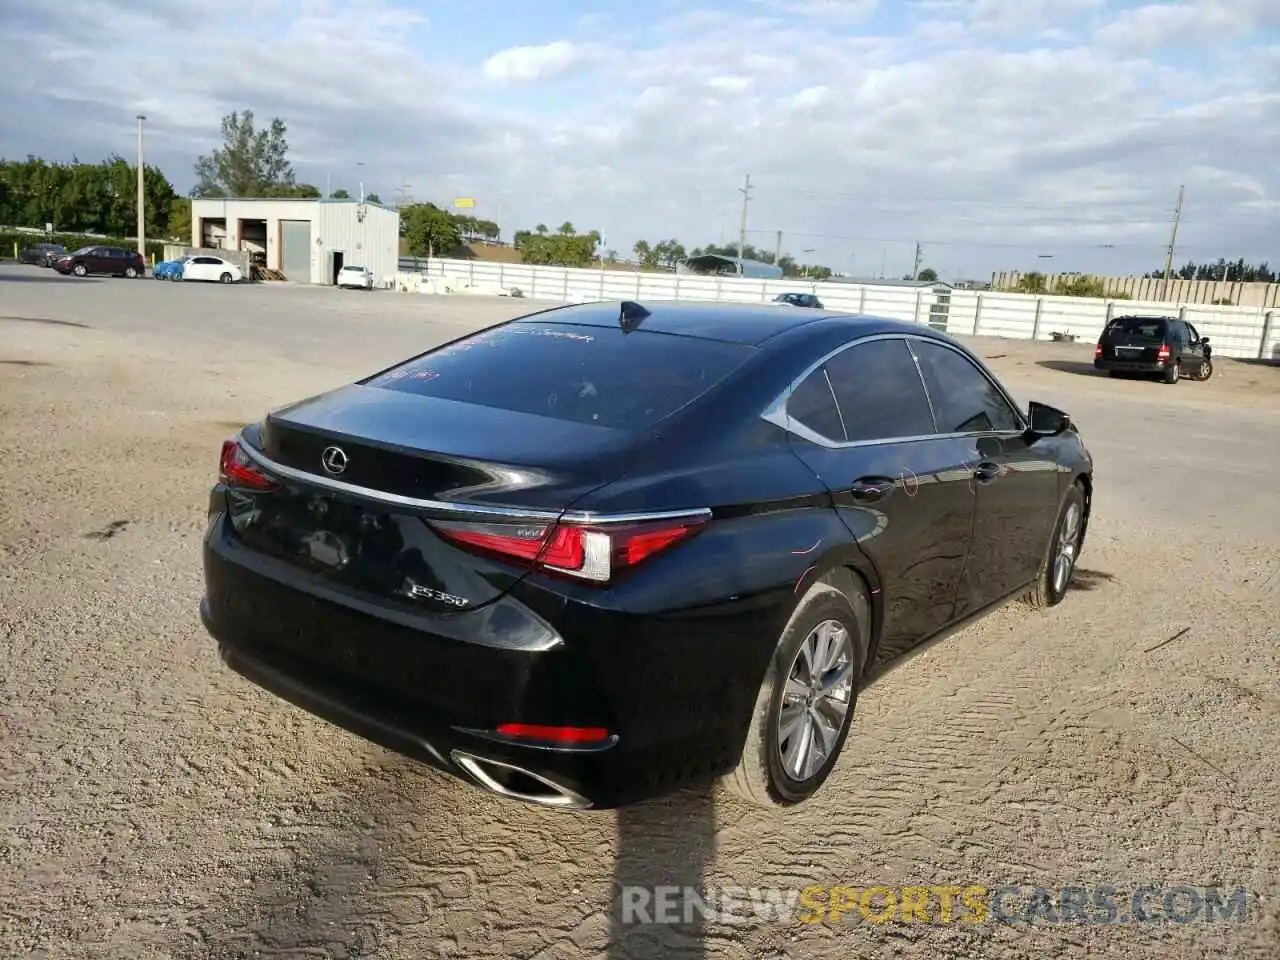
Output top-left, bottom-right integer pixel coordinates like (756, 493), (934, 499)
(201, 301), (1093, 811)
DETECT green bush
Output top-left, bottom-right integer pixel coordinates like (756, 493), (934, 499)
(1, 229), (168, 263)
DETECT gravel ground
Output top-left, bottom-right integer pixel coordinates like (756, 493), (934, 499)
(2, 265), (1278, 959)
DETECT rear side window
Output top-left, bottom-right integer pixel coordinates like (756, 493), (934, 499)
(823, 338), (936, 442)
(787, 369), (845, 441)
(912, 340), (1022, 434)
(365, 322), (754, 430)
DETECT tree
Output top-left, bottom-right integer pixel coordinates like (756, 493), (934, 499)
(517, 225), (601, 267)
(401, 202), (462, 257)
(917, 267), (938, 281)
(168, 197), (192, 242)
(365, 192), (382, 204)
(193, 110), (297, 198)
(558, 221), (575, 236)
(331, 188), (351, 199)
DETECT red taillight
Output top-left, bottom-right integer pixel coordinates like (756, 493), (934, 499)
(218, 439), (276, 490)
(1094, 342), (1102, 359)
(495, 723), (610, 744)
(1157, 344), (1170, 361)
(430, 513), (708, 584)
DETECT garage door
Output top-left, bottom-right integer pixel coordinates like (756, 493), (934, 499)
(281, 220), (312, 283)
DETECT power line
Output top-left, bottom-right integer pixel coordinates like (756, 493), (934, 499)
(739, 227), (1229, 252)
(736, 174), (752, 275)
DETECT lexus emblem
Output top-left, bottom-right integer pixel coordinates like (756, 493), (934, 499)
(320, 446), (349, 476)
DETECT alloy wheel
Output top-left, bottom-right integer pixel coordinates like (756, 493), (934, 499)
(1053, 502), (1082, 594)
(776, 619), (856, 781)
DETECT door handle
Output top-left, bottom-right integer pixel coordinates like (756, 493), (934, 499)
(973, 461), (1002, 483)
(851, 476), (896, 503)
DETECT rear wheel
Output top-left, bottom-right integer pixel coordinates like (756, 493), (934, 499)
(1023, 482), (1086, 608)
(125, 266), (138, 279)
(1162, 361), (1180, 384)
(725, 571), (869, 808)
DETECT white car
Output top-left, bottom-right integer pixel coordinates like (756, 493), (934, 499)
(337, 265), (374, 290)
(182, 256), (242, 284)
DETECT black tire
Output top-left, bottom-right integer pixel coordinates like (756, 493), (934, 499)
(725, 569), (869, 808)
(1023, 481), (1086, 609)
(219, 272), (233, 284)
(1191, 359), (1213, 382)
(1161, 360), (1180, 384)
(125, 266), (138, 279)
(72, 263), (87, 277)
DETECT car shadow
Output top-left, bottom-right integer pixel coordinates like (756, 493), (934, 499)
(179, 752), (719, 958)
(0, 271), (102, 283)
(1036, 359), (1106, 377)
(611, 786), (718, 959)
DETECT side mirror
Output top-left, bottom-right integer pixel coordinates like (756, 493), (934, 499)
(1201, 336), (1210, 345)
(1027, 400), (1070, 438)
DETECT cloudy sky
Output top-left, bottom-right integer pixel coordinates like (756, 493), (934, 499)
(1, 0), (1277, 278)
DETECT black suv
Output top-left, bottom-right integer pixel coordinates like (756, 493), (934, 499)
(52, 245), (147, 279)
(1093, 314), (1212, 384)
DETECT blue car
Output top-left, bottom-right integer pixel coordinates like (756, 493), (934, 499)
(154, 258), (187, 280)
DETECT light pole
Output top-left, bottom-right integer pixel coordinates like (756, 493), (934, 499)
(135, 114), (147, 257)
(357, 161), (366, 203)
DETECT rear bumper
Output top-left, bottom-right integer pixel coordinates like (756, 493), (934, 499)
(1093, 358), (1170, 373)
(200, 510), (760, 809)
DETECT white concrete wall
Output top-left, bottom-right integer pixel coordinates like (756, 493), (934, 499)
(400, 258), (1280, 360)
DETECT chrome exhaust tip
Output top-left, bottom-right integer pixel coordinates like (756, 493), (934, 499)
(451, 750), (593, 810)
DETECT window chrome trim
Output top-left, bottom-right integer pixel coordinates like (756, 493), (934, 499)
(822, 367), (848, 441)
(761, 331), (1029, 450)
(234, 433), (712, 526)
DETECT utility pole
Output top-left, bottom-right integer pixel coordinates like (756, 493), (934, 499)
(1162, 184), (1185, 297)
(773, 229), (782, 266)
(135, 114), (147, 257)
(911, 241), (923, 280)
(737, 174), (752, 275)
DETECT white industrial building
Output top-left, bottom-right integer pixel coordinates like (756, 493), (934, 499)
(189, 197), (400, 286)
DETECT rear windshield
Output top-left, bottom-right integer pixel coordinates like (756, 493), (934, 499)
(1106, 317), (1169, 339)
(364, 322), (754, 430)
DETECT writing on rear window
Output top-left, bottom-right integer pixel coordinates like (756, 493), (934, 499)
(364, 322), (753, 430)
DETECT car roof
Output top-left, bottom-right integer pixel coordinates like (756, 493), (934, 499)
(513, 300), (923, 347)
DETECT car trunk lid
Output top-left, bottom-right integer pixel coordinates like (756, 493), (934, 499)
(222, 385), (636, 613)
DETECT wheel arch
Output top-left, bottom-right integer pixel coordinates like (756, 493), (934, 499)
(790, 546), (883, 671)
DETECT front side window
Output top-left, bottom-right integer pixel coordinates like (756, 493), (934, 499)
(823, 338), (936, 442)
(911, 340), (1022, 434)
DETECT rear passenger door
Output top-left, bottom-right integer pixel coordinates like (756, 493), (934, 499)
(781, 335), (978, 661)
(910, 338), (1058, 615)
(85, 247), (110, 273)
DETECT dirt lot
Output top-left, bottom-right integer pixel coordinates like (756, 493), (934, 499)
(2, 265), (1279, 959)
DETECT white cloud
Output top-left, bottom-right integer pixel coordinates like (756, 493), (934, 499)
(481, 40), (596, 84)
(707, 75), (753, 93)
(1095, 0), (1278, 50)
(0, 0), (1276, 278)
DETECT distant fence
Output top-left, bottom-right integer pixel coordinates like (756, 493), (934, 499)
(989, 271), (1280, 309)
(399, 257), (1280, 361)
